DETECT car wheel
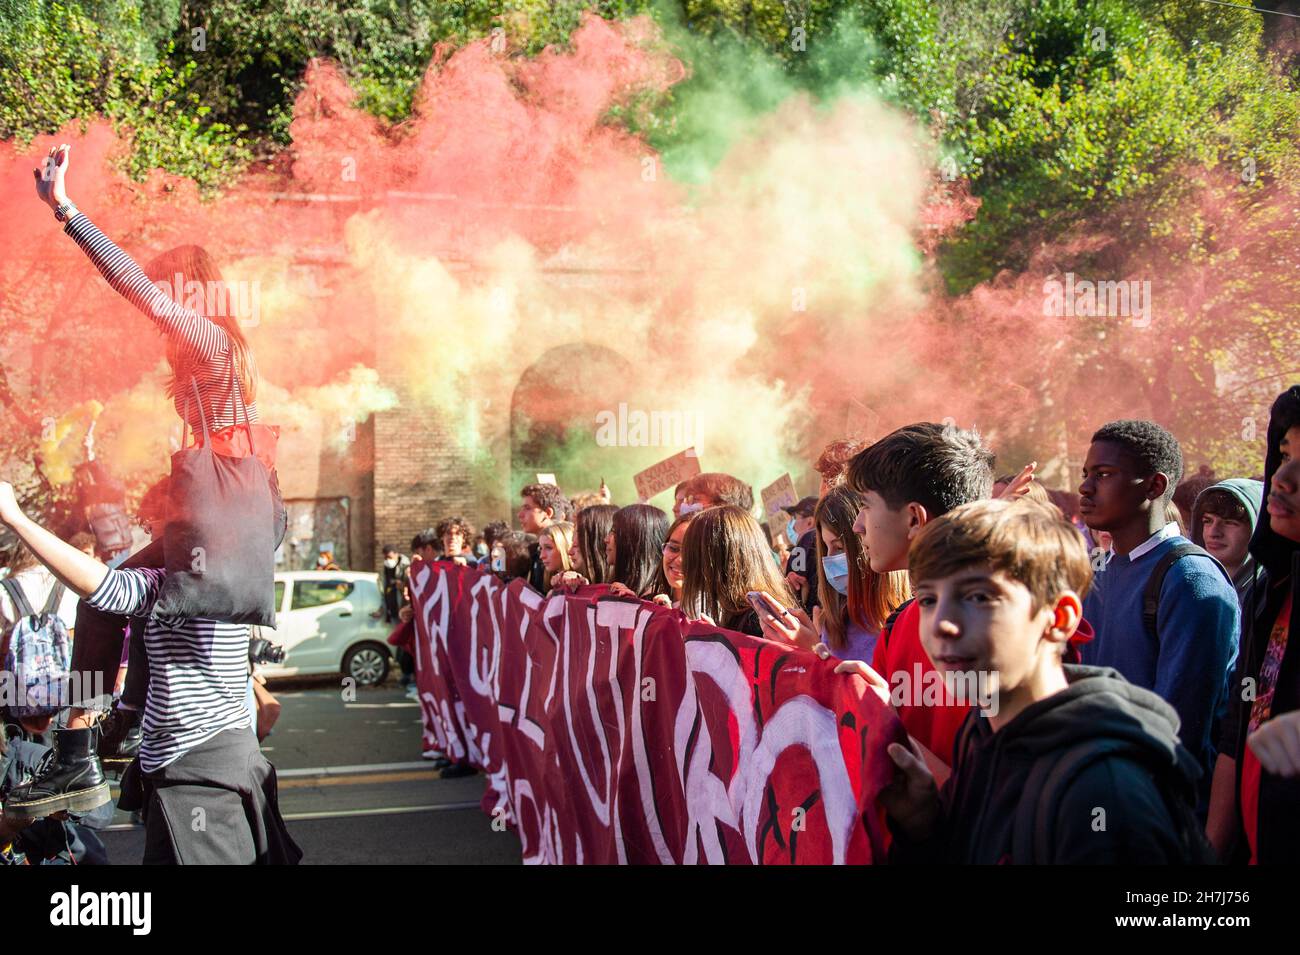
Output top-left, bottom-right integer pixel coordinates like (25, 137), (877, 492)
(343, 643), (390, 687)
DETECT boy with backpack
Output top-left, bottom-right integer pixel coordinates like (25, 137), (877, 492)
(1076, 420), (1239, 814)
(882, 498), (1213, 864)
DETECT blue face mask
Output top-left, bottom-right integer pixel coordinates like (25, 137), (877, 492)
(786, 519), (800, 546)
(821, 553), (850, 595)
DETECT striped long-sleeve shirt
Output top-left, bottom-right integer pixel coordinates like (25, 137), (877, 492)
(64, 212), (260, 434)
(86, 567), (253, 772)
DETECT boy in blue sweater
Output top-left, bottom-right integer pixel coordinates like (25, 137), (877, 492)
(1077, 420), (1239, 813)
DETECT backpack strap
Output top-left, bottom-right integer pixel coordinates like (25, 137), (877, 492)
(1014, 739), (1214, 864)
(880, 597), (915, 657)
(0, 577), (35, 620)
(39, 580), (67, 619)
(1011, 742), (1102, 864)
(1141, 542), (1231, 641)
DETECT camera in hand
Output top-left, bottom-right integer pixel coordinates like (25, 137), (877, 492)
(249, 636), (286, 665)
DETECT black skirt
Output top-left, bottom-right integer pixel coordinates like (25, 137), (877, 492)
(136, 726), (302, 865)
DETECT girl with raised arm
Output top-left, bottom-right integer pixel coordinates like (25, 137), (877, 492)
(11, 145), (288, 849)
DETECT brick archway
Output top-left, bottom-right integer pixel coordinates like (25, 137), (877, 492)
(510, 343), (634, 497)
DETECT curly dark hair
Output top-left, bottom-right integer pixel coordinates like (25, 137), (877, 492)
(1173, 465), (1216, 519)
(496, 531), (537, 581)
(436, 516), (475, 542)
(411, 528), (440, 553)
(520, 483), (571, 520)
(815, 438), (867, 486)
(1091, 420), (1184, 499)
(682, 472), (753, 511)
(136, 476), (170, 525)
(481, 520), (511, 549)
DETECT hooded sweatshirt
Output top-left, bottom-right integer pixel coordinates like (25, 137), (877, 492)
(1191, 478), (1266, 606)
(890, 665), (1206, 864)
(1218, 385), (1300, 864)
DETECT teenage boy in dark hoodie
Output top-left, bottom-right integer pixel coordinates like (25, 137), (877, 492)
(883, 498), (1211, 864)
(1207, 386), (1300, 864)
(1077, 420), (1239, 814)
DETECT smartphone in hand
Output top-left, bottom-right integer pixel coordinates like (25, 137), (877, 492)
(745, 590), (793, 625)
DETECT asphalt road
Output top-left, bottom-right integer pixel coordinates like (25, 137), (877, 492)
(97, 678), (522, 865)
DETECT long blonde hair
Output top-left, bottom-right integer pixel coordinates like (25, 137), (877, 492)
(144, 245), (259, 408)
(540, 521), (575, 591)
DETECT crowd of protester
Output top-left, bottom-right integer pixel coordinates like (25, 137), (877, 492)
(6, 406), (1300, 865)
(382, 391), (1300, 865)
(6, 400), (1299, 864)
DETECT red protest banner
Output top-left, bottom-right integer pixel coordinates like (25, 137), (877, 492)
(406, 562), (906, 864)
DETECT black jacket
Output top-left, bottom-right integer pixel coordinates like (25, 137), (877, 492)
(527, 542), (547, 594)
(783, 529), (820, 615)
(1218, 384), (1300, 863)
(891, 665), (1208, 864)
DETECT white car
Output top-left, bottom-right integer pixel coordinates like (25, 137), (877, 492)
(253, 570), (396, 687)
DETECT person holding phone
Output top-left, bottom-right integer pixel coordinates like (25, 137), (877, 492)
(679, 506), (799, 638)
(27, 142), (286, 821)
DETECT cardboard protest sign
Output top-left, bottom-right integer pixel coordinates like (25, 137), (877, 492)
(632, 448), (701, 503)
(845, 399), (881, 442)
(760, 473), (799, 522)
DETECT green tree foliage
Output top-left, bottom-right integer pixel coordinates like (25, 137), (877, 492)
(0, 0), (250, 191)
(2, 0), (1298, 492)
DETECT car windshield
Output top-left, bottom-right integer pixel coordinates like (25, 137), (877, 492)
(292, 579), (355, 610)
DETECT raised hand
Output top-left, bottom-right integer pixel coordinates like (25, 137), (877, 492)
(32, 143), (71, 211)
(0, 481), (25, 527)
(997, 461), (1038, 500)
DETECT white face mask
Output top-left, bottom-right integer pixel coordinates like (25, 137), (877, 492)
(384, 557), (398, 569)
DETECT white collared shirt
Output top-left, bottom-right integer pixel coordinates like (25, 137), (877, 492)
(1117, 521), (1181, 562)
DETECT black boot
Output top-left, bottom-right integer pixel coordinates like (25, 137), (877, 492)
(3, 727), (110, 818)
(98, 707), (143, 768)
